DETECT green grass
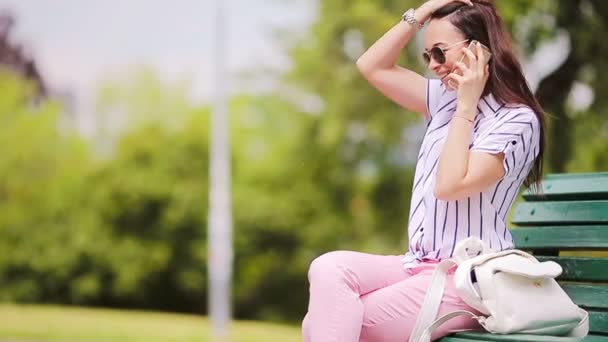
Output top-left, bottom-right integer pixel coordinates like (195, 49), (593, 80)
(0, 304), (301, 342)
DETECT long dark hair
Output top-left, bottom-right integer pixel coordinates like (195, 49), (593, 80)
(430, 0), (545, 193)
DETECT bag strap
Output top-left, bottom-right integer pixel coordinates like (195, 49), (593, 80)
(408, 257), (589, 342)
(408, 259), (456, 342)
(417, 310), (481, 342)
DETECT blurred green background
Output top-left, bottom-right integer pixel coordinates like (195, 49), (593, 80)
(0, 0), (606, 340)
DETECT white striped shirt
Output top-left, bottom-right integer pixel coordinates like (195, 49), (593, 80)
(402, 78), (541, 269)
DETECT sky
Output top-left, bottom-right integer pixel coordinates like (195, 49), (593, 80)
(0, 0), (316, 135)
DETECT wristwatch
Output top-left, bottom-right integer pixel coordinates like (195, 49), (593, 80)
(402, 8), (425, 29)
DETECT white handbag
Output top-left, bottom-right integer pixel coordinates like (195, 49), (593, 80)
(408, 237), (589, 342)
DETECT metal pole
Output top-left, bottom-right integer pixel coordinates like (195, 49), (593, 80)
(209, 0), (232, 340)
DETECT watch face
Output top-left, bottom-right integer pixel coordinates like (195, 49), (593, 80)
(403, 9), (418, 26)
(403, 9), (412, 21)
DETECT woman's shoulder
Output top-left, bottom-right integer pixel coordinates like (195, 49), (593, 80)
(483, 95), (538, 124)
(475, 98), (541, 145)
(500, 105), (536, 121)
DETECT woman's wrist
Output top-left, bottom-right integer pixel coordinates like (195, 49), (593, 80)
(454, 115), (474, 124)
(455, 105), (476, 120)
(414, 3), (434, 24)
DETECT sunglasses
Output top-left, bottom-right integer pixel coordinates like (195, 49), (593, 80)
(422, 39), (470, 65)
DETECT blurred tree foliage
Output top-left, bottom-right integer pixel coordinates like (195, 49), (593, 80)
(0, 11), (46, 97)
(524, 0), (608, 173)
(0, 0), (606, 324)
(0, 72), (92, 303)
(0, 69), (211, 313)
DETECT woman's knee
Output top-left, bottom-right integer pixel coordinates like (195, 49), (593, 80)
(307, 251), (351, 283)
(301, 313), (310, 342)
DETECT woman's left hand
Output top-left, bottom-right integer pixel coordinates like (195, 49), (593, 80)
(449, 42), (490, 117)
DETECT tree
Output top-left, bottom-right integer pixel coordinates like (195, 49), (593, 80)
(529, 0), (608, 173)
(0, 72), (90, 303)
(0, 11), (46, 98)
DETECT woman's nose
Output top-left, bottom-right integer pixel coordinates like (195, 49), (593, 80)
(428, 59), (442, 72)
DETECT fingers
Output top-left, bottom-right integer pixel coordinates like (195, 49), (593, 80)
(452, 61), (468, 75)
(456, 0), (474, 6)
(448, 72), (464, 87)
(462, 46), (477, 72)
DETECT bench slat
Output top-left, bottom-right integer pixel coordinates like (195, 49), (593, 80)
(512, 201), (608, 225)
(444, 332), (608, 341)
(439, 173), (608, 342)
(512, 226), (608, 250)
(589, 310), (608, 334)
(523, 172), (608, 201)
(562, 285), (608, 309)
(536, 257), (608, 282)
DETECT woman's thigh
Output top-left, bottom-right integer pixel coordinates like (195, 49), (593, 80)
(358, 267), (482, 342)
(307, 251), (411, 296)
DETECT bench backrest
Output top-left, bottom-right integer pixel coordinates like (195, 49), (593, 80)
(511, 172), (608, 335)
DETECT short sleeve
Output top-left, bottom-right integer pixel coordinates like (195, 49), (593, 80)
(470, 110), (540, 180)
(425, 78), (444, 121)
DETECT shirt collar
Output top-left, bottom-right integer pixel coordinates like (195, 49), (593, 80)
(478, 93), (504, 119)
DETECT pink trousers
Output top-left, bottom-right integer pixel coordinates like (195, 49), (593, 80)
(301, 251), (482, 341)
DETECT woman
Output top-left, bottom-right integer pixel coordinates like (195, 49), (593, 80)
(301, 0), (546, 341)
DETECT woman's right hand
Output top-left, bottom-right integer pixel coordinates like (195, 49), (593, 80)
(416, 0), (474, 23)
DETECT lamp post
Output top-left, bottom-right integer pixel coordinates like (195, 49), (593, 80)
(209, 0), (232, 340)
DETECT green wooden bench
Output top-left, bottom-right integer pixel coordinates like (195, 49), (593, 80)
(440, 172), (608, 342)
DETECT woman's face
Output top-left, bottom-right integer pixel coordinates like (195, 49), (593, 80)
(423, 18), (468, 87)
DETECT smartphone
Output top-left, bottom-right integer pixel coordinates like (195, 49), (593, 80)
(447, 40), (492, 90)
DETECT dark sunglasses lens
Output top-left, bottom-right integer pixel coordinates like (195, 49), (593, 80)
(431, 47), (446, 64)
(422, 52), (431, 65)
